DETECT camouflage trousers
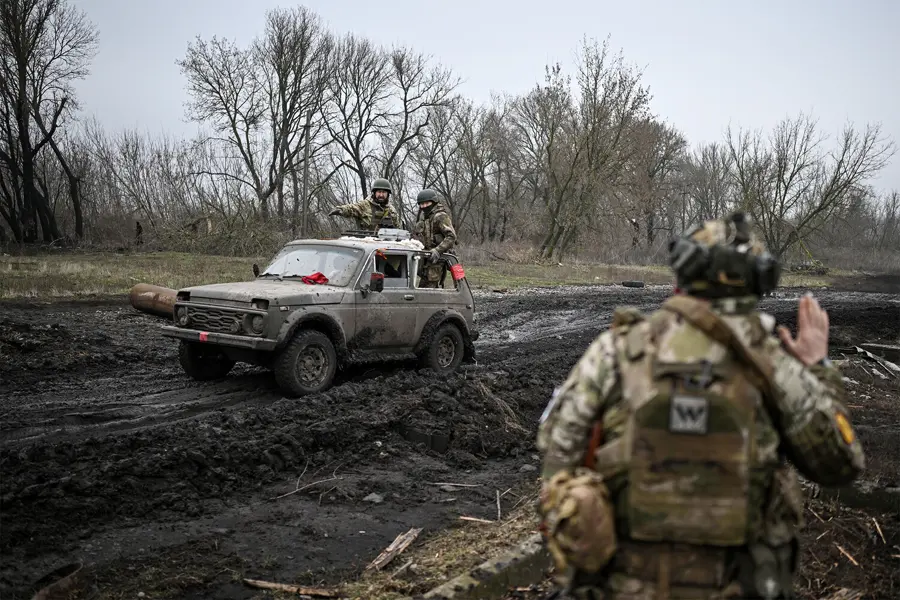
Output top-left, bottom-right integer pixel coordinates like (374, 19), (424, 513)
(418, 262), (443, 288)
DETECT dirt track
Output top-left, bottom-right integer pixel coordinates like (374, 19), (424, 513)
(1, 282), (898, 599)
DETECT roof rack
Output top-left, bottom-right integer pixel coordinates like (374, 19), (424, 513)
(340, 228), (412, 242)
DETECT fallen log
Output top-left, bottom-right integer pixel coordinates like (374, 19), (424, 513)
(129, 283), (177, 319)
(242, 578), (337, 597)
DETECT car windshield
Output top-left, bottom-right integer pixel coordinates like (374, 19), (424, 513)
(260, 244), (363, 286)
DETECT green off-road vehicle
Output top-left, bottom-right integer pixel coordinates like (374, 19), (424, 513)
(160, 229), (478, 397)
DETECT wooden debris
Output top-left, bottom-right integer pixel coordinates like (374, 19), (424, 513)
(873, 518), (886, 544)
(459, 515), (494, 524)
(242, 578), (337, 596)
(271, 475), (343, 501)
(496, 489), (502, 521)
(366, 527), (422, 571)
(835, 544), (859, 567)
(427, 482), (480, 488)
(391, 559), (414, 578)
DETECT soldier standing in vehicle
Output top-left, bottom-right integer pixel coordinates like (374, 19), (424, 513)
(413, 189), (457, 288)
(328, 178), (399, 231)
(536, 212), (865, 600)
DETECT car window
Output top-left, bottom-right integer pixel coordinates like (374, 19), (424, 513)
(261, 245), (363, 286)
(411, 255), (459, 291)
(373, 252), (410, 289)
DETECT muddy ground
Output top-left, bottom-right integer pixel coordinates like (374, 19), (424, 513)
(1, 280), (898, 599)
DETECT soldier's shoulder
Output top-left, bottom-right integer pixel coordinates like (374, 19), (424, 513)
(611, 306), (645, 329)
(612, 305), (673, 333)
(436, 211), (454, 225)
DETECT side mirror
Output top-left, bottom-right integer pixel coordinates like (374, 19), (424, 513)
(252, 263), (260, 277)
(370, 272), (384, 293)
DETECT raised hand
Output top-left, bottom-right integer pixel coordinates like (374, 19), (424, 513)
(777, 294), (830, 366)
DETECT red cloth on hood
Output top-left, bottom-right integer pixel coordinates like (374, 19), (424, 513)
(301, 272), (329, 285)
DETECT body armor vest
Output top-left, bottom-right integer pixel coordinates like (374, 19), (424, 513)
(592, 313), (776, 548)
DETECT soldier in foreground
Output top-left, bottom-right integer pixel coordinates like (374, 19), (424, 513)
(413, 189), (457, 288)
(537, 212), (865, 599)
(328, 178), (399, 231)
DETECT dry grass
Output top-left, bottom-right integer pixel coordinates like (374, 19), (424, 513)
(0, 250), (849, 300)
(0, 251), (263, 299)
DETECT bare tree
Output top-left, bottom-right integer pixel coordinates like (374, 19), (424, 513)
(0, 0), (97, 243)
(254, 6), (332, 227)
(727, 114), (896, 257)
(517, 37), (652, 260)
(619, 119), (686, 247)
(322, 34), (392, 200)
(681, 142), (734, 225)
(178, 7), (332, 222)
(376, 47), (458, 182)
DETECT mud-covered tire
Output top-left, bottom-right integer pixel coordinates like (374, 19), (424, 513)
(422, 323), (464, 374)
(273, 330), (337, 397)
(178, 341), (236, 381)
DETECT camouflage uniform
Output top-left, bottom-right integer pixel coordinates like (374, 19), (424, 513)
(330, 197), (399, 231)
(537, 214), (865, 600)
(413, 198), (457, 288)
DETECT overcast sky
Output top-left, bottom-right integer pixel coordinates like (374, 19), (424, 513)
(70, 0), (899, 191)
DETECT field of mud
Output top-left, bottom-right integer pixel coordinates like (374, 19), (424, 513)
(1, 280), (898, 599)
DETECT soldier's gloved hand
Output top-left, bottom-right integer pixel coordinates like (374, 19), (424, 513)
(429, 249), (441, 263)
(329, 208), (341, 217)
(778, 294), (829, 366)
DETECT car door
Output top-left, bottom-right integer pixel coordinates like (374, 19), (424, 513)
(353, 250), (419, 350)
(410, 254), (472, 337)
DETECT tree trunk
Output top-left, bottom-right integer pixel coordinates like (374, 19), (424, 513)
(46, 136), (83, 240)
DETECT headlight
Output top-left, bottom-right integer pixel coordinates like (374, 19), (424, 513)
(249, 314), (265, 334)
(175, 306), (189, 326)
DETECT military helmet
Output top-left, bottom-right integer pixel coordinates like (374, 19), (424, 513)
(371, 178), (392, 195)
(416, 188), (439, 204)
(668, 212), (780, 298)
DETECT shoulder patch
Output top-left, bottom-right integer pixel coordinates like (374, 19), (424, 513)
(613, 307), (645, 328)
(835, 412), (855, 445)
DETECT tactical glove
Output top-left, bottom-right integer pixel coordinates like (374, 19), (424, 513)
(429, 249), (441, 263)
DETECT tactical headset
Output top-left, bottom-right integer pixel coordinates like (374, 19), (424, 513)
(668, 213), (781, 298)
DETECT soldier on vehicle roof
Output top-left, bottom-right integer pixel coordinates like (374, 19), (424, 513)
(328, 177), (400, 231)
(412, 188), (457, 288)
(536, 212), (865, 599)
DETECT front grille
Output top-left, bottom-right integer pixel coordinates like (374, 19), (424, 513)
(188, 307), (244, 334)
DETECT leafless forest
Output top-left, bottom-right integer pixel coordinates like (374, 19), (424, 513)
(2, 0), (898, 266)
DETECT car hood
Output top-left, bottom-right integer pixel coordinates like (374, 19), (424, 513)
(182, 280), (348, 305)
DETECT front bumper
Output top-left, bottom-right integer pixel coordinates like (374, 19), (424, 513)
(161, 325), (277, 351)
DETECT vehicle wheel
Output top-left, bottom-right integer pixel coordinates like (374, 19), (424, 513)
(273, 330), (337, 397)
(422, 323), (464, 374)
(178, 341), (235, 380)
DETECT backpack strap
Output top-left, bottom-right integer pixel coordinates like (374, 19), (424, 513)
(661, 295), (776, 406)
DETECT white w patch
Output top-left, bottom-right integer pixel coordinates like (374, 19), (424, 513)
(669, 395), (709, 434)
